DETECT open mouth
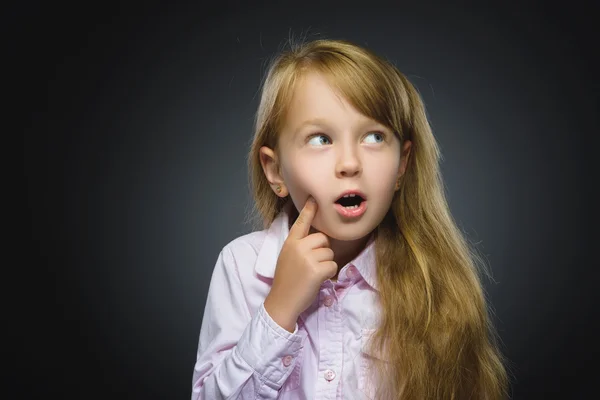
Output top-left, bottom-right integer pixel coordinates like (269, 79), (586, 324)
(335, 194), (365, 209)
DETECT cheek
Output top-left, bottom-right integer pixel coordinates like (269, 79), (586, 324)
(366, 156), (400, 187)
(281, 158), (328, 195)
(283, 170), (326, 199)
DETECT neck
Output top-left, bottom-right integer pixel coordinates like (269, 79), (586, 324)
(288, 206), (371, 279)
(318, 232), (371, 278)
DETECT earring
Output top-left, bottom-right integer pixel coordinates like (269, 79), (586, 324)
(276, 185), (282, 193)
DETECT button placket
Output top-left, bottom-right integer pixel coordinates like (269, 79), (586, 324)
(315, 287), (342, 396)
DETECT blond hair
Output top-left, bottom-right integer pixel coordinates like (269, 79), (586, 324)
(247, 38), (511, 399)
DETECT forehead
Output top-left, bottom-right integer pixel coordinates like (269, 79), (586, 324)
(280, 71), (380, 138)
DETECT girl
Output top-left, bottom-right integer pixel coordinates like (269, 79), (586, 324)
(191, 38), (510, 399)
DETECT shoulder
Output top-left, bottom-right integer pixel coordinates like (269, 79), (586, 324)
(212, 228), (273, 282)
(221, 228), (269, 261)
(213, 210), (288, 283)
(207, 230), (267, 282)
(210, 228), (274, 307)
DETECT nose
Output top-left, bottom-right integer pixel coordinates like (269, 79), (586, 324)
(335, 144), (362, 178)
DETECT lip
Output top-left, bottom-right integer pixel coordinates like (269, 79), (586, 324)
(333, 189), (368, 219)
(334, 190), (367, 202)
(334, 200), (367, 218)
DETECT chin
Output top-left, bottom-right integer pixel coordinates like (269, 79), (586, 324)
(330, 233), (368, 241)
(315, 223), (373, 242)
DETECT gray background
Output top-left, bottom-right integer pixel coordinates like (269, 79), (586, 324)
(21, 0), (597, 399)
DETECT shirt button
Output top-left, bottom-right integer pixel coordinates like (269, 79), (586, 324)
(323, 295), (334, 307)
(347, 265), (357, 278)
(282, 355), (293, 367)
(324, 369), (336, 381)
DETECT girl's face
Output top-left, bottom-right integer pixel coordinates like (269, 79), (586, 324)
(260, 71), (411, 241)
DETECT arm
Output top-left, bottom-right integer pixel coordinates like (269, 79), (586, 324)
(191, 247), (305, 400)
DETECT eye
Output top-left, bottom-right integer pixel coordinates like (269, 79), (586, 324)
(307, 134), (332, 146)
(364, 132), (385, 144)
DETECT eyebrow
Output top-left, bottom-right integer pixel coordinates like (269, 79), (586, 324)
(292, 118), (330, 136)
(292, 117), (388, 137)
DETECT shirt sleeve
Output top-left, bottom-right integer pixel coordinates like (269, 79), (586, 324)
(191, 246), (305, 399)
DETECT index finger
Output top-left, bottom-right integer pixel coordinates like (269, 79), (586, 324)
(288, 196), (318, 240)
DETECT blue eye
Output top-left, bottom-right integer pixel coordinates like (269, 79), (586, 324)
(308, 134), (331, 146)
(364, 132), (384, 143)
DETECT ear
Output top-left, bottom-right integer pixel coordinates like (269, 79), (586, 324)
(259, 146), (288, 197)
(395, 140), (412, 191)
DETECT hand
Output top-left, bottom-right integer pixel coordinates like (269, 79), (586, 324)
(264, 196), (338, 332)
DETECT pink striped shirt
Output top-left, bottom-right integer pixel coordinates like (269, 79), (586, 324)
(192, 201), (386, 399)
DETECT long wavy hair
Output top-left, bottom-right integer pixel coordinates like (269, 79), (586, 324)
(246, 37), (511, 399)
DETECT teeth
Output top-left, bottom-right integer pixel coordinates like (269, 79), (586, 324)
(344, 205), (359, 209)
(343, 194), (356, 198)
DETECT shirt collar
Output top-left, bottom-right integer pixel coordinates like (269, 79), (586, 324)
(254, 199), (379, 291)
